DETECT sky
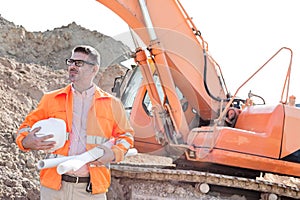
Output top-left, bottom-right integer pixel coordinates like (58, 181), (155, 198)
(0, 0), (299, 104)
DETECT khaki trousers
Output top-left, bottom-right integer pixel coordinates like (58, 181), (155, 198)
(40, 181), (106, 200)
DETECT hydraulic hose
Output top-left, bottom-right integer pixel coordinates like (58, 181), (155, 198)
(202, 48), (229, 102)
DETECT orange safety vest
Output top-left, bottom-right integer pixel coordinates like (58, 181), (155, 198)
(16, 84), (134, 194)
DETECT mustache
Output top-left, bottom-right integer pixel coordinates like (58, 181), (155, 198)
(69, 68), (78, 73)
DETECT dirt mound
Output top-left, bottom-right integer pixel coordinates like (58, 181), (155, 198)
(0, 16), (131, 69)
(0, 57), (66, 199)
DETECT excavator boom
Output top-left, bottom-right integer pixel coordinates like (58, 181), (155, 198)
(97, 0), (227, 114)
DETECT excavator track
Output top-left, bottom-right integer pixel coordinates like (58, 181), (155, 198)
(110, 164), (300, 199)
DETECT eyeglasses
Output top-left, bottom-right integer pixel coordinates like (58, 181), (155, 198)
(66, 59), (96, 67)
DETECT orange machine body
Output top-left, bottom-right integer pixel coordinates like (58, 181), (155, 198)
(187, 104), (300, 177)
(96, 0), (300, 177)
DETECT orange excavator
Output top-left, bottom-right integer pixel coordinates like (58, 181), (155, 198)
(96, 0), (300, 198)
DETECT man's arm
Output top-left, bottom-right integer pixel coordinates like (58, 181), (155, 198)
(93, 98), (134, 165)
(110, 98), (134, 162)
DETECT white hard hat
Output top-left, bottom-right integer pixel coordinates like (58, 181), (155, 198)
(31, 118), (67, 152)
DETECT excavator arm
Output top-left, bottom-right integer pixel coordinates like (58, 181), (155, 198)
(97, 0), (228, 143)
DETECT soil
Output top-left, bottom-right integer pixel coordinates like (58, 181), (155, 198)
(0, 15), (299, 200)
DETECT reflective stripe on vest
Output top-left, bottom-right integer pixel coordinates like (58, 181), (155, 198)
(86, 135), (107, 145)
(115, 132), (133, 149)
(116, 139), (131, 149)
(123, 132), (134, 141)
(66, 132), (70, 140)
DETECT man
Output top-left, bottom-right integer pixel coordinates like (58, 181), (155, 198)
(16, 45), (134, 199)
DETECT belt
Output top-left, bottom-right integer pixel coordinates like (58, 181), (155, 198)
(62, 174), (90, 183)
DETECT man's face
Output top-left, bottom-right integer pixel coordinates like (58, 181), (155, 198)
(67, 52), (95, 84)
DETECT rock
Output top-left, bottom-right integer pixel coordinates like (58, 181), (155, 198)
(4, 179), (17, 187)
(25, 159), (35, 169)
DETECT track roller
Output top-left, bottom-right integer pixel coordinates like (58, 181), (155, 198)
(261, 193), (278, 200)
(196, 182), (210, 194)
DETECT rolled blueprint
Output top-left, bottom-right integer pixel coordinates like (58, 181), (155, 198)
(37, 147), (105, 171)
(37, 147), (138, 171)
(37, 155), (76, 170)
(37, 136), (138, 174)
(37, 139), (115, 170)
(126, 148), (138, 157)
(56, 147), (105, 174)
(56, 148), (138, 174)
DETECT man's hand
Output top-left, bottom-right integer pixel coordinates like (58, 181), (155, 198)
(22, 127), (56, 150)
(90, 144), (115, 166)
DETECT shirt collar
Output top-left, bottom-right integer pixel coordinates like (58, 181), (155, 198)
(71, 83), (95, 97)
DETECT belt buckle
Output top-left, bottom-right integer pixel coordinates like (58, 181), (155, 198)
(75, 176), (79, 184)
